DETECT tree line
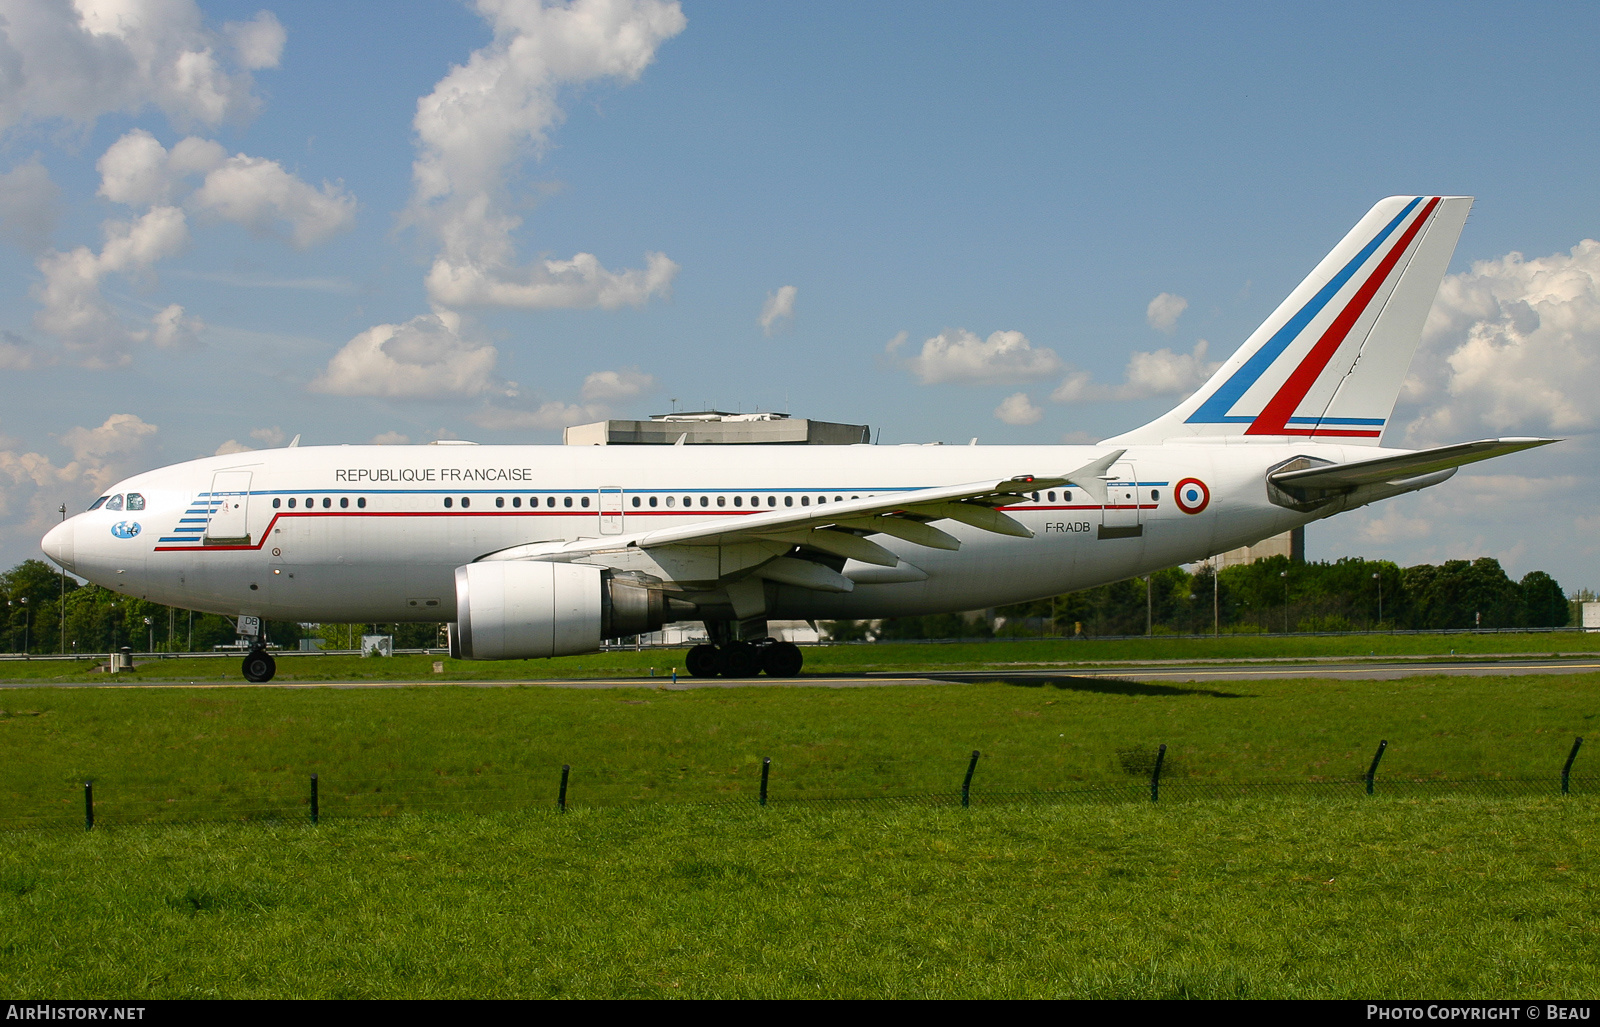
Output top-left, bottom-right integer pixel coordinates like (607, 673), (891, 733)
(827, 555), (1575, 641)
(0, 554), (1581, 655)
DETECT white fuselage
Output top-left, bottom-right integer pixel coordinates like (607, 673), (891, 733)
(45, 440), (1370, 625)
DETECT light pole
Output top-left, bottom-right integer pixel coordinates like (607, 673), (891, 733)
(58, 503), (66, 654)
(19, 597), (28, 656)
(1372, 571), (1383, 629)
(143, 616), (153, 654)
(1280, 570), (1289, 633)
(1213, 562), (1220, 636)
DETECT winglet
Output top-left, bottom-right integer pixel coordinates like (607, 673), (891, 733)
(1062, 449), (1125, 505)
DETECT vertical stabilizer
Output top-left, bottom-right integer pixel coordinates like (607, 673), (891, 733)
(1104, 196), (1472, 447)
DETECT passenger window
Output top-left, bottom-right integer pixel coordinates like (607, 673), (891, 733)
(666, 496), (675, 508)
(462, 497), (471, 508)
(631, 496), (641, 508)
(495, 497), (504, 508)
(306, 497), (313, 508)
(818, 496), (827, 504)
(649, 496), (658, 508)
(444, 497), (453, 508)
(801, 496), (810, 507)
(125, 493), (145, 511)
(581, 496), (589, 508)
(1064, 490), (1072, 502)
(785, 496), (794, 507)
(718, 496), (727, 507)
(340, 497), (349, 508)
(322, 497), (332, 508)
(288, 498), (297, 509)
(1048, 492), (1056, 502)
(733, 496), (742, 507)
(1031, 492), (1040, 502)
(358, 497), (367, 509)
(272, 498), (281, 509)
(512, 496), (521, 508)
(547, 497), (556, 508)
(768, 496), (776, 507)
(1151, 490), (1159, 501)
(699, 496), (708, 508)
(106, 494), (124, 511)
(88, 497), (109, 511)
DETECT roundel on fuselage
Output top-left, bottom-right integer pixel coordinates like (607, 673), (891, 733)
(1174, 478), (1210, 515)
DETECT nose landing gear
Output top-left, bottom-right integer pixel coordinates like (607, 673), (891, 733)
(242, 647), (277, 683)
(684, 639), (804, 679)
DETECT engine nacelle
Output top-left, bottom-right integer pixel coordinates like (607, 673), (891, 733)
(448, 561), (670, 660)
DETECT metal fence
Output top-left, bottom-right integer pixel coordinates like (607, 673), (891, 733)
(3, 736), (1584, 832)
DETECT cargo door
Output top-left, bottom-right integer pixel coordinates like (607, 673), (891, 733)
(204, 471), (253, 545)
(1098, 462), (1143, 540)
(599, 487), (624, 534)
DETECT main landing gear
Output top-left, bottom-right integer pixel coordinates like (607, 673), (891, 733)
(241, 647), (277, 683)
(685, 639), (804, 679)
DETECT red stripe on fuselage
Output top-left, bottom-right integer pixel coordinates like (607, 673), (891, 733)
(1245, 196), (1440, 437)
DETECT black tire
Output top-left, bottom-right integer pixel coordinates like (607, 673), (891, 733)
(719, 642), (763, 678)
(242, 651), (276, 683)
(685, 643), (720, 678)
(761, 641), (804, 678)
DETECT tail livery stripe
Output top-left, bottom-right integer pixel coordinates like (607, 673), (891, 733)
(1246, 196), (1441, 437)
(1185, 197), (1424, 426)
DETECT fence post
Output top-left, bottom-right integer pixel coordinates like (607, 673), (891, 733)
(310, 773), (319, 824)
(1562, 737), (1583, 795)
(961, 750), (980, 808)
(558, 764), (570, 813)
(760, 757), (771, 807)
(84, 781), (93, 831)
(1365, 739), (1388, 795)
(1151, 744), (1167, 803)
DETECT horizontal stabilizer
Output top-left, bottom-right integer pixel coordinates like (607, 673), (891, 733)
(1270, 438), (1557, 490)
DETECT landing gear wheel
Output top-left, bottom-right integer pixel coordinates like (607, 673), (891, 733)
(761, 641), (804, 678)
(242, 649), (276, 683)
(685, 643), (720, 678)
(719, 642), (763, 679)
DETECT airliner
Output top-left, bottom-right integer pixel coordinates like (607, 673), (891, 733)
(42, 196), (1554, 682)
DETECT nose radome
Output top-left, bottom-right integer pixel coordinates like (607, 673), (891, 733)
(41, 518), (76, 573)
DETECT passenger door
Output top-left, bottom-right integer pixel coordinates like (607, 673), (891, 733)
(599, 487), (624, 535)
(204, 471), (253, 545)
(1098, 462), (1143, 540)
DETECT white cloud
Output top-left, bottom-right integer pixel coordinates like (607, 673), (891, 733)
(759, 285), (796, 335)
(406, 0), (685, 310)
(32, 205), (190, 366)
(97, 130), (355, 248)
(148, 302), (202, 349)
(369, 431), (411, 446)
(0, 0), (268, 132)
(0, 331), (48, 370)
(248, 426), (286, 447)
(890, 328), (1063, 386)
(1146, 292), (1187, 333)
(0, 414), (157, 541)
(1049, 340), (1219, 403)
(580, 366), (656, 402)
(468, 401), (602, 432)
(310, 311), (504, 399)
(994, 392), (1043, 426)
(1401, 239), (1600, 445)
(0, 158), (60, 253)
(223, 11), (285, 71)
(213, 439), (252, 455)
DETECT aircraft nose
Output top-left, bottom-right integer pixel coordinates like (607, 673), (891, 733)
(42, 518), (76, 573)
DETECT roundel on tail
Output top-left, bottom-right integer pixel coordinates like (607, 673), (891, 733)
(1174, 478), (1210, 515)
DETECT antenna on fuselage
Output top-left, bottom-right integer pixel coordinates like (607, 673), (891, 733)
(287, 435), (301, 448)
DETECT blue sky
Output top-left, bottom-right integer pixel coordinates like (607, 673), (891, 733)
(2, 0), (1598, 591)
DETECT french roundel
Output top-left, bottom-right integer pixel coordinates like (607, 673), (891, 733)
(1174, 478), (1210, 515)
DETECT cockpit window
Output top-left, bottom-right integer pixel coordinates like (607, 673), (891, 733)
(125, 493), (145, 511)
(105, 494), (124, 511)
(88, 496), (110, 511)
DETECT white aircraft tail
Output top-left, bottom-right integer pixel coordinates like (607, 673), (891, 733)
(1104, 195), (1472, 447)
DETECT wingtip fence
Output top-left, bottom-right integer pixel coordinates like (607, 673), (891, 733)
(37, 736), (1588, 833)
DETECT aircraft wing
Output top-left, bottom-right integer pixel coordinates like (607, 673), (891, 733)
(1268, 438), (1557, 491)
(480, 450), (1127, 575)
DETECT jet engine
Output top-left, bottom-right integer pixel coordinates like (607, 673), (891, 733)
(448, 561), (675, 660)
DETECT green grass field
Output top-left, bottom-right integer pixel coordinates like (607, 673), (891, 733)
(1, 629), (1597, 684)
(2, 669), (1595, 997)
(2, 799), (1596, 998)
